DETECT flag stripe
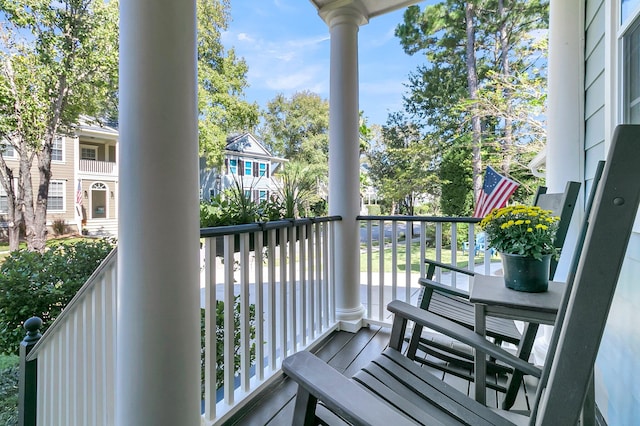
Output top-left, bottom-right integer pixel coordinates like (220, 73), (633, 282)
(473, 166), (519, 218)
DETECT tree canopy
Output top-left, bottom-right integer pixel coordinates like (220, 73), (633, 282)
(391, 0), (548, 214)
(0, 0), (119, 251)
(198, 0), (259, 168)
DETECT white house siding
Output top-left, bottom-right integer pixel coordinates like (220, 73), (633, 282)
(585, 0), (640, 423)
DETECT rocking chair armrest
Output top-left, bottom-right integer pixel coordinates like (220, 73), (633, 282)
(418, 277), (470, 299)
(387, 300), (542, 378)
(282, 351), (416, 426)
(424, 259), (476, 277)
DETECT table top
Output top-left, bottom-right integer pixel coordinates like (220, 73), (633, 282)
(469, 274), (565, 315)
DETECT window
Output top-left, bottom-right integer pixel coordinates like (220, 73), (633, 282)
(81, 145), (97, 161)
(244, 160), (252, 176)
(229, 159), (237, 174)
(623, 0), (640, 24)
(1, 143), (14, 158)
(259, 163), (267, 177)
(625, 19), (640, 123)
(259, 190), (267, 203)
(244, 190), (251, 200)
(52, 137), (63, 162)
(0, 185), (7, 213)
(48, 181), (64, 211)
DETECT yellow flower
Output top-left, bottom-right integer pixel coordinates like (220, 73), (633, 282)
(527, 227), (533, 232)
(514, 220), (524, 225)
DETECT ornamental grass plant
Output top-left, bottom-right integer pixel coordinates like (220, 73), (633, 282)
(479, 205), (560, 261)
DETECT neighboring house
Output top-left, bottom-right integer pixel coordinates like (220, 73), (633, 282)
(0, 116), (119, 237)
(200, 132), (286, 203)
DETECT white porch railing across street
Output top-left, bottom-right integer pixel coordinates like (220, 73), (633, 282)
(22, 214), (497, 425)
(79, 159), (117, 175)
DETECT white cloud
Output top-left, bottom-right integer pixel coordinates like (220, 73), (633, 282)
(265, 66), (324, 91)
(237, 33), (254, 43)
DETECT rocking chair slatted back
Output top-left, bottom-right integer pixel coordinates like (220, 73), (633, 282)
(534, 125), (640, 424)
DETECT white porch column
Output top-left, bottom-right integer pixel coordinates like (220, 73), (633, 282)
(117, 1), (200, 424)
(323, 5), (367, 328)
(536, 0), (584, 364)
(546, 0), (583, 193)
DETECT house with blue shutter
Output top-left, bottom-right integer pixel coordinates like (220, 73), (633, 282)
(199, 132), (287, 203)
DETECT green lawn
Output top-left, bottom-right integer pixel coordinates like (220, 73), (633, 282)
(360, 242), (497, 273)
(0, 236), (90, 264)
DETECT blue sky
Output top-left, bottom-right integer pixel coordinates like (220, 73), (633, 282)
(221, 1), (430, 126)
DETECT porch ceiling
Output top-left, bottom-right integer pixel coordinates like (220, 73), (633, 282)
(309, 0), (424, 21)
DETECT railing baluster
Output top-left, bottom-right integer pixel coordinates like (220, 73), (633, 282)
(240, 233), (250, 392)
(435, 222), (443, 282)
(420, 222), (427, 278)
(203, 237), (216, 420)
(314, 223), (322, 334)
(391, 221), (398, 302)
(288, 226), (297, 352)
(279, 227), (287, 360)
(322, 222), (330, 327)
(223, 234), (235, 405)
(299, 224), (307, 347)
(306, 222), (315, 340)
(366, 220), (373, 318)
(378, 219), (385, 322)
(254, 231), (264, 381)
(405, 220), (412, 304)
(451, 224), (458, 288)
(267, 229), (277, 372)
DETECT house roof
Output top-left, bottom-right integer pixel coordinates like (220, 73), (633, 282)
(75, 115), (119, 139)
(225, 133), (287, 163)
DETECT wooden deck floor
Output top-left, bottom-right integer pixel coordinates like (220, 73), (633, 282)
(224, 325), (538, 425)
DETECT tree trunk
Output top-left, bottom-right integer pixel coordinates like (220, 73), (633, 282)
(499, 0), (513, 174)
(0, 161), (21, 251)
(465, 2), (483, 201)
(28, 144), (53, 253)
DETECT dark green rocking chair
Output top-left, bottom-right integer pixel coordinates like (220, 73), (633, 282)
(283, 125), (640, 425)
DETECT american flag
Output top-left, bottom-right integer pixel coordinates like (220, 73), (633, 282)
(75, 180), (83, 216)
(473, 166), (519, 218)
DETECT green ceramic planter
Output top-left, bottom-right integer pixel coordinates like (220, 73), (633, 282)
(500, 252), (551, 293)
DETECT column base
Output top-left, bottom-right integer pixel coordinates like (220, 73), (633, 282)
(336, 305), (365, 333)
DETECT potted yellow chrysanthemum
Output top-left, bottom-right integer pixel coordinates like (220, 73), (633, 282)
(480, 205), (560, 292)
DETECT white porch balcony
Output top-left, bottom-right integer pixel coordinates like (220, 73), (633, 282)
(78, 159), (117, 176)
(20, 215), (498, 425)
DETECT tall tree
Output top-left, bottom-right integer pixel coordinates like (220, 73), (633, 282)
(397, 0), (486, 201)
(197, 0), (259, 168)
(0, 0), (119, 252)
(396, 0), (548, 214)
(259, 91), (330, 164)
(367, 112), (438, 215)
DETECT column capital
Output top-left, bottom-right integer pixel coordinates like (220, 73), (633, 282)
(319, 1), (368, 28)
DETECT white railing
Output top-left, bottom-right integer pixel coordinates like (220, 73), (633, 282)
(27, 247), (118, 426)
(79, 159), (117, 175)
(23, 214), (497, 424)
(25, 217), (340, 425)
(358, 215), (496, 324)
(200, 217), (339, 424)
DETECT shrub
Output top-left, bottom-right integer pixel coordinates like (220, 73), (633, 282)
(0, 238), (116, 355)
(366, 204), (381, 216)
(200, 296), (256, 396)
(0, 363), (18, 426)
(51, 218), (67, 236)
